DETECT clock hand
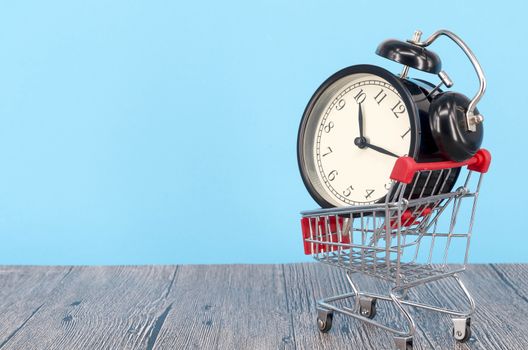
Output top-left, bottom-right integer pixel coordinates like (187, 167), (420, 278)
(363, 142), (399, 158)
(358, 103), (364, 138)
(353, 104), (368, 148)
(353, 103), (397, 158)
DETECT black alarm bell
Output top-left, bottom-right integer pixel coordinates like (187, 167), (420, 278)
(376, 39), (442, 74)
(429, 92), (483, 162)
(377, 29), (486, 162)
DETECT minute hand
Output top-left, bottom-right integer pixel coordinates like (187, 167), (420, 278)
(364, 142), (399, 158)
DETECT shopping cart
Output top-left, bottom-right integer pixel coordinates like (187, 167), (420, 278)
(300, 149), (491, 350)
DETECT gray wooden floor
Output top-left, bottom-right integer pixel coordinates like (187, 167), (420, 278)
(0, 264), (526, 349)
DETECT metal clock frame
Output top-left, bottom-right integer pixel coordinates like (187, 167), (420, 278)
(298, 64), (421, 208)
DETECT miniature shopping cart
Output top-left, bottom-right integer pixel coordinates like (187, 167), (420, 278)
(300, 149), (491, 350)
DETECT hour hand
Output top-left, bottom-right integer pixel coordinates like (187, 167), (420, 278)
(357, 103), (364, 138)
(364, 142), (399, 158)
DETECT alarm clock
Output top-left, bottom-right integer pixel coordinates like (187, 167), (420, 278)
(297, 30), (486, 208)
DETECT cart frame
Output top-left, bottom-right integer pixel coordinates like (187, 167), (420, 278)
(300, 149), (491, 349)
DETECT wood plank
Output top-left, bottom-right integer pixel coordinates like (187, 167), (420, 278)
(284, 263), (528, 350)
(0, 266), (72, 348)
(0, 264), (526, 350)
(405, 264), (528, 349)
(488, 263), (528, 302)
(0, 265), (177, 350)
(151, 264), (295, 350)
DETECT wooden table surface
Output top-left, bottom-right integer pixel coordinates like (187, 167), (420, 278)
(0, 264), (526, 349)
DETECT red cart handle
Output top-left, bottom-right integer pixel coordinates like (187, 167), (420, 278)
(390, 149), (491, 184)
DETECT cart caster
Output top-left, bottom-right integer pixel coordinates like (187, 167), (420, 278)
(394, 336), (413, 350)
(316, 309), (333, 333)
(359, 296), (377, 319)
(452, 317), (471, 342)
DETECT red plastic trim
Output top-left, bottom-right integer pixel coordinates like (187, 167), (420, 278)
(389, 208), (432, 228)
(390, 149), (491, 184)
(467, 149), (491, 173)
(301, 217), (350, 255)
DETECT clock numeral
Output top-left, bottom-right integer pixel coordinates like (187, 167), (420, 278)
(365, 189), (375, 199)
(384, 182), (393, 190)
(322, 146), (333, 157)
(374, 89), (387, 105)
(328, 170), (338, 181)
(401, 128), (411, 139)
(342, 185), (354, 197)
(324, 121), (334, 133)
(353, 89), (366, 104)
(391, 100), (406, 118)
(336, 99), (346, 110)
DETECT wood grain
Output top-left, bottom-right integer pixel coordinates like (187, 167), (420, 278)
(405, 264), (528, 349)
(0, 266), (72, 348)
(151, 264), (295, 350)
(0, 264), (526, 350)
(0, 266), (177, 350)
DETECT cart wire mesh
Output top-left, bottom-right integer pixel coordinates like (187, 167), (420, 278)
(302, 151), (490, 286)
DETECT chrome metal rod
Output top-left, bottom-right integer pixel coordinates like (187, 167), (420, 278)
(416, 29), (486, 128)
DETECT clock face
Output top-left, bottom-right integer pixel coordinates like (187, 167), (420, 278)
(298, 65), (419, 207)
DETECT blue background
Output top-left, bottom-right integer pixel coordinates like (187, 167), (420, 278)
(0, 1), (523, 264)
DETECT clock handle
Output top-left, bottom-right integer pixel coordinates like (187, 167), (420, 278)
(390, 149), (491, 184)
(414, 29), (486, 132)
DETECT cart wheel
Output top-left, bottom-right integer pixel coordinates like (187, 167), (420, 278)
(359, 296), (377, 319)
(394, 336), (413, 350)
(452, 317), (472, 343)
(317, 313), (333, 333)
(453, 324), (471, 342)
